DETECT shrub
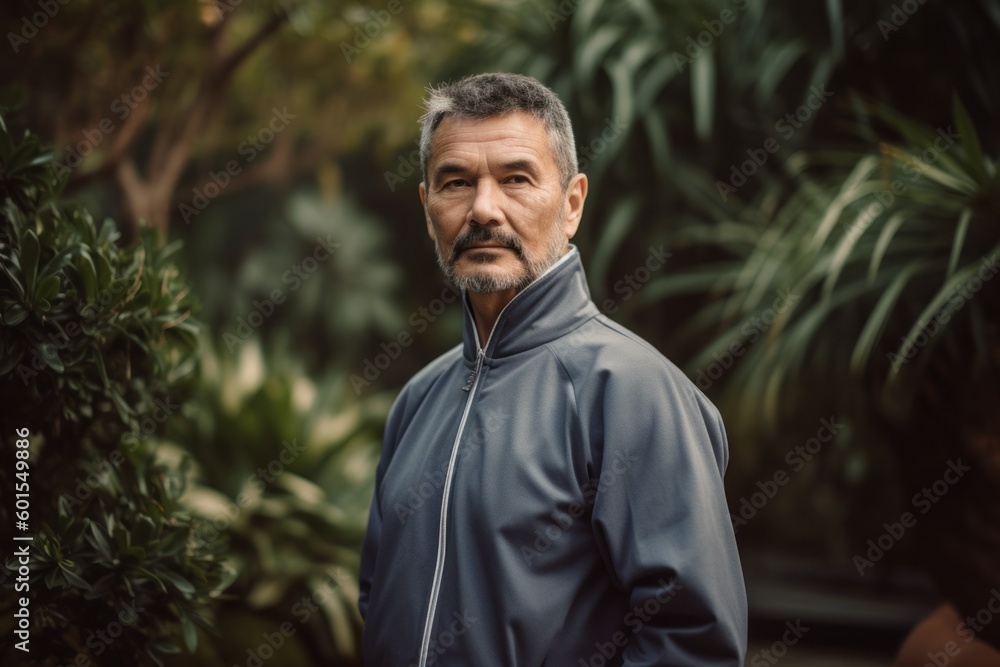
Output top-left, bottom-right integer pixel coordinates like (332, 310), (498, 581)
(0, 114), (233, 666)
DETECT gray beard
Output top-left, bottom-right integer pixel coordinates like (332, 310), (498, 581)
(435, 224), (567, 295)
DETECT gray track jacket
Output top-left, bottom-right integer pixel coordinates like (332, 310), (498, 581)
(359, 245), (747, 666)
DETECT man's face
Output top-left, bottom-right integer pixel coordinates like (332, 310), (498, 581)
(419, 111), (587, 294)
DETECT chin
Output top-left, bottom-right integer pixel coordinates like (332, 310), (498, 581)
(452, 264), (532, 294)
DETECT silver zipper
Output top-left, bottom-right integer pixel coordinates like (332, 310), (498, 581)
(416, 250), (576, 666)
(417, 346), (484, 667)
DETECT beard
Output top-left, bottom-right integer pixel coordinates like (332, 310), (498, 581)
(435, 220), (567, 294)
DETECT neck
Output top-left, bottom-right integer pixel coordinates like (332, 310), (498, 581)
(465, 245), (573, 349)
(468, 288), (517, 349)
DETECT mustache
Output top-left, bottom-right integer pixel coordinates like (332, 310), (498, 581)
(451, 227), (523, 258)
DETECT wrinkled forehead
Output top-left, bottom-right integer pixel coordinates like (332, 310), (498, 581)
(427, 111), (558, 173)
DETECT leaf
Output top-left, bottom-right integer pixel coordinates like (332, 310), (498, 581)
(691, 48), (716, 141)
(590, 196), (640, 291)
(34, 274), (61, 303)
(109, 390), (132, 422)
(850, 258), (936, 373)
(825, 0), (844, 61)
(868, 212), (907, 284)
(889, 242), (1000, 383)
(96, 217), (119, 246)
(574, 25), (624, 88)
(87, 522), (114, 559)
(133, 515), (156, 546)
(946, 208), (971, 279)
(158, 568), (196, 595)
(20, 229), (39, 295)
(76, 253), (98, 301)
(181, 614), (199, 653)
(39, 343), (64, 372)
(2, 303), (28, 326)
(951, 94), (989, 185)
(59, 563), (92, 590)
(37, 246), (74, 281)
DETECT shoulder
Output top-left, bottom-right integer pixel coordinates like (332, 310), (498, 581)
(384, 343), (463, 433)
(552, 314), (729, 469)
(552, 313), (715, 409)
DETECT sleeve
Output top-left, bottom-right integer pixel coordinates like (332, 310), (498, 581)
(590, 365), (747, 665)
(357, 387), (409, 621)
(357, 452), (384, 621)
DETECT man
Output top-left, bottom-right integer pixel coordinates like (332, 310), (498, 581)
(359, 72), (747, 666)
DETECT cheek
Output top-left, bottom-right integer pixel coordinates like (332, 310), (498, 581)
(427, 200), (461, 226)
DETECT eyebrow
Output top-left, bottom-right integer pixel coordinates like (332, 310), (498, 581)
(431, 158), (541, 184)
(501, 159), (539, 174)
(432, 162), (467, 182)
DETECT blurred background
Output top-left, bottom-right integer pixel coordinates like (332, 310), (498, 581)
(1, 0), (999, 665)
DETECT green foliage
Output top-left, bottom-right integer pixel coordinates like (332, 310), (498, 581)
(177, 191), (404, 373)
(439, 0), (843, 293)
(653, 97), (999, 557)
(160, 339), (390, 664)
(0, 114), (232, 666)
(664, 98), (999, 431)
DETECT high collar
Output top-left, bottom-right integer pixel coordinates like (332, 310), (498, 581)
(460, 244), (600, 364)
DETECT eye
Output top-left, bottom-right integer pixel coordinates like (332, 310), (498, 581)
(506, 175), (529, 184)
(443, 179), (468, 188)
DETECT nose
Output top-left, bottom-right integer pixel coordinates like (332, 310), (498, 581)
(467, 178), (505, 227)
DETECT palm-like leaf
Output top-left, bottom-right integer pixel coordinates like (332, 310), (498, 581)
(666, 98), (999, 431)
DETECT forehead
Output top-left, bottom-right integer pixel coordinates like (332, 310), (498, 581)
(428, 111), (557, 170)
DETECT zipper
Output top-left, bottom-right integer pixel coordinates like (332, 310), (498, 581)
(417, 346), (484, 667)
(416, 250), (576, 666)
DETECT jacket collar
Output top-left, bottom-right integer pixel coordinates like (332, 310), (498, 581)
(461, 244), (600, 363)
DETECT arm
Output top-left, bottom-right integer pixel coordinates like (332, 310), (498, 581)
(358, 387), (409, 621)
(590, 366), (747, 665)
(357, 452), (386, 621)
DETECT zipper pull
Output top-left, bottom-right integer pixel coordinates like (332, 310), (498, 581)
(462, 349), (486, 392)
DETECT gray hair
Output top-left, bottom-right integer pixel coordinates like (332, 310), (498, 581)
(418, 72), (578, 190)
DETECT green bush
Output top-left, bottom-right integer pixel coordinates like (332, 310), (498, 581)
(159, 338), (390, 666)
(0, 114), (233, 666)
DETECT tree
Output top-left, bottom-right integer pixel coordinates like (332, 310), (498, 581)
(0, 0), (452, 237)
(0, 114), (233, 666)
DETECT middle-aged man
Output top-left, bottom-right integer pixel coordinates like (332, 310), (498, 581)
(359, 72), (747, 666)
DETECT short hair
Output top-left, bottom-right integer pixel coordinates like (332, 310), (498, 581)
(419, 72), (578, 190)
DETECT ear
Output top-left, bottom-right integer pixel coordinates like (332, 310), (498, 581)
(562, 172), (588, 240)
(419, 181), (436, 242)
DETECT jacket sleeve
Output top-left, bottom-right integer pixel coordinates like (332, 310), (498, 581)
(590, 364), (747, 665)
(358, 386), (409, 621)
(357, 453), (384, 621)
